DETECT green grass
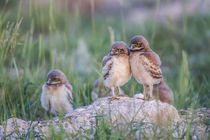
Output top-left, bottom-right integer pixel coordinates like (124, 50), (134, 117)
(0, 0), (209, 139)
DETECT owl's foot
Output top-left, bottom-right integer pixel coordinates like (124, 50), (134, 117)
(149, 97), (155, 101)
(134, 93), (144, 100)
(108, 96), (120, 101)
(144, 96), (154, 101)
(117, 94), (128, 97)
(143, 96), (150, 101)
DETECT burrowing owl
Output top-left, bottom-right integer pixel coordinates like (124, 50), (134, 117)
(102, 41), (131, 97)
(129, 35), (162, 100)
(41, 70), (73, 115)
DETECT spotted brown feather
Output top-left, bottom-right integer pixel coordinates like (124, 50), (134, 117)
(140, 52), (162, 79)
(102, 55), (113, 80)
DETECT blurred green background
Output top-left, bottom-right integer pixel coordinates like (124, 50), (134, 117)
(0, 0), (209, 122)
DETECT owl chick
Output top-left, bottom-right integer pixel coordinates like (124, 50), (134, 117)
(41, 70), (73, 115)
(134, 79), (174, 104)
(129, 35), (162, 100)
(153, 79), (174, 104)
(102, 41), (131, 98)
(91, 78), (124, 101)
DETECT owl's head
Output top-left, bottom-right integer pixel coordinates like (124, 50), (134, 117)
(46, 70), (68, 87)
(130, 35), (151, 52)
(110, 41), (129, 56)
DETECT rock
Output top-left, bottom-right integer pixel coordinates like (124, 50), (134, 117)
(0, 118), (32, 140)
(133, 93), (144, 99)
(177, 108), (210, 140)
(0, 97), (208, 139)
(89, 97), (179, 126)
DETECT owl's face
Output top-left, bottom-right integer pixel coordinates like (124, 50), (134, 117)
(110, 41), (129, 56)
(130, 35), (151, 52)
(46, 70), (68, 87)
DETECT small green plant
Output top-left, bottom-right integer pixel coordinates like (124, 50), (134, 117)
(176, 50), (190, 109)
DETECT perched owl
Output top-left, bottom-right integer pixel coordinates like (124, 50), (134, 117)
(41, 70), (73, 115)
(102, 41), (131, 98)
(129, 35), (162, 100)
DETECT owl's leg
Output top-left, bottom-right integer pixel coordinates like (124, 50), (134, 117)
(143, 85), (148, 100)
(117, 86), (128, 97)
(149, 84), (154, 100)
(109, 87), (120, 101)
(118, 86), (121, 95)
(111, 87), (116, 96)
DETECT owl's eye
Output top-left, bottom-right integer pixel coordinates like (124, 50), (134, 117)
(52, 77), (60, 81)
(140, 43), (143, 47)
(136, 43), (143, 48)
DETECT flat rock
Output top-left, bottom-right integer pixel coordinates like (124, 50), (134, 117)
(0, 97), (208, 139)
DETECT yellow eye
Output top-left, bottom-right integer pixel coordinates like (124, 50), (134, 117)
(52, 77), (59, 81)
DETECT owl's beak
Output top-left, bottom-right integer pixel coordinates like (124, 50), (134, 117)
(46, 79), (51, 85)
(130, 45), (133, 49)
(46, 78), (61, 85)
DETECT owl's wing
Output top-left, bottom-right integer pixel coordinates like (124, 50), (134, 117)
(102, 55), (112, 67)
(140, 52), (162, 79)
(102, 55), (113, 80)
(65, 83), (73, 104)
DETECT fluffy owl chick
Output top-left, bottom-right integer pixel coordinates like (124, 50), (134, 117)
(153, 79), (174, 104)
(91, 78), (124, 101)
(102, 41), (131, 97)
(129, 35), (162, 100)
(41, 70), (73, 115)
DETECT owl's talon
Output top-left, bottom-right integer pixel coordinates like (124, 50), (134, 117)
(144, 97), (154, 101)
(149, 97), (154, 101)
(108, 96), (120, 101)
(117, 94), (128, 97)
(143, 98), (147, 101)
(143, 97), (150, 101)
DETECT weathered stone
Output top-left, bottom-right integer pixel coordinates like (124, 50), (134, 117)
(0, 97), (208, 139)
